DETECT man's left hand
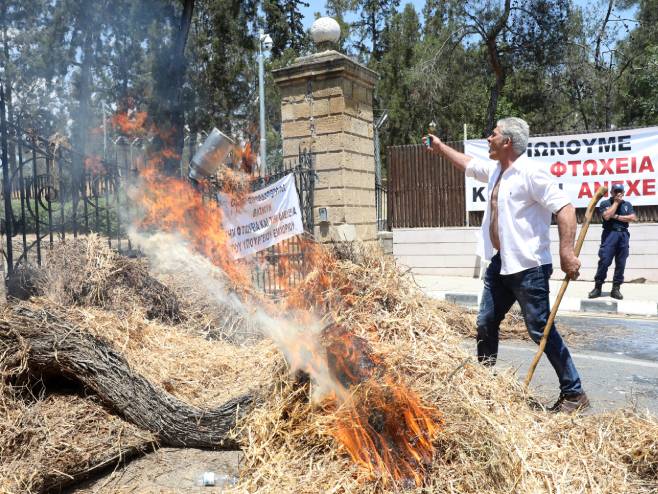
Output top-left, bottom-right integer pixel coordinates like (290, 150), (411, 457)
(561, 254), (581, 280)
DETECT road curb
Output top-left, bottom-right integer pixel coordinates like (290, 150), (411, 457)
(432, 291), (658, 317)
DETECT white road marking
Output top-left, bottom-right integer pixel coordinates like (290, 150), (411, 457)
(499, 344), (658, 369)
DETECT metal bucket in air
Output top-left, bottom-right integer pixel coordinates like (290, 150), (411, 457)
(188, 128), (235, 180)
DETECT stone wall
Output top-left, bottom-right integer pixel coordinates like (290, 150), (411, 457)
(393, 223), (658, 281)
(273, 51), (378, 243)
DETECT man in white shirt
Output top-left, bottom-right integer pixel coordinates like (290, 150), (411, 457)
(426, 117), (589, 413)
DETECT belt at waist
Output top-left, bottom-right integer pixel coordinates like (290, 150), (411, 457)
(604, 227), (628, 232)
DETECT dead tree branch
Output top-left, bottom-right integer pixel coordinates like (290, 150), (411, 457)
(0, 304), (256, 449)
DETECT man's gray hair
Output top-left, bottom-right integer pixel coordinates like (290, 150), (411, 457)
(497, 117), (529, 156)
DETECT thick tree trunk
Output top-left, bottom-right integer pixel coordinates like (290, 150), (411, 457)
(484, 68), (505, 137)
(480, 0), (511, 137)
(1, 17), (16, 172)
(0, 304), (255, 448)
(155, 0), (194, 177)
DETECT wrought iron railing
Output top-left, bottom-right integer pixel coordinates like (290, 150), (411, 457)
(0, 103), (133, 275)
(1, 86), (316, 297)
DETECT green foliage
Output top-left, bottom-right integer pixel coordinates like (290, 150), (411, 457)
(264, 0), (310, 57)
(623, 46), (658, 124)
(9, 195), (127, 237)
(618, 0), (658, 126)
(377, 4), (422, 146)
(401, 4), (490, 140)
(2, 0), (656, 181)
(324, 0), (355, 53)
(185, 0), (258, 135)
(352, 0), (400, 62)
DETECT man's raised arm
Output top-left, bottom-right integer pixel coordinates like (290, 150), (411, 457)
(425, 134), (471, 172)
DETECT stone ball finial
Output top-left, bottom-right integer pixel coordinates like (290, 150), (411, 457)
(310, 17), (341, 51)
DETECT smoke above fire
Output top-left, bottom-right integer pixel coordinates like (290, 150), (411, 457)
(130, 229), (346, 403)
(117, 106), (441, 486)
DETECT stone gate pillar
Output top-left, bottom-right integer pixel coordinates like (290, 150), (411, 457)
(272, 44), (378, 244)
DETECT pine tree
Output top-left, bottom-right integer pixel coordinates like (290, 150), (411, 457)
(185, 0), (258, 136)
(618, 0), (658, 125)
(281, 0), (310, 53)
(263, 0), (310, 57)
(377, 4), (422, 146)
(1, 0), (68, 134)
(420, 0), (572, 136)
(325, 0), (356, 54)
(352, 0), (400, 63)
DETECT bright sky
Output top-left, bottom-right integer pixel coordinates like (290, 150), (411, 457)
(299, 0), (638, 31)
(300, 0), (427, 29)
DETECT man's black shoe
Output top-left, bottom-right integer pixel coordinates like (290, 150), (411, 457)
(611, 285), (623, 300)
(588, 286), (602, 299)
(548, 392), (591, 414)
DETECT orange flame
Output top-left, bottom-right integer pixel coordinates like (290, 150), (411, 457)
(123, 109), (260, 289)
(330, 379), (442, 487)
(233, 141), (257, 174)
(111, 111), (148, 137)
(320, 325), (442, 487)
(134, 166), (251, 288)
(125, 109), (441, 486)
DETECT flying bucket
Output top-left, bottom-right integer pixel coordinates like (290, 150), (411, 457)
(188, 128), (235, 180)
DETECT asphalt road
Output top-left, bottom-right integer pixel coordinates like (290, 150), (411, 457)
(494, 313), (658, 414)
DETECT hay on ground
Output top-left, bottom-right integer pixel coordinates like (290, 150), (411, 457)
(34, 234), (183, 323)
(0, 237), (656, 493)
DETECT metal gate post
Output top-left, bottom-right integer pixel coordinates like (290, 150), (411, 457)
(0, 82), (13, 277)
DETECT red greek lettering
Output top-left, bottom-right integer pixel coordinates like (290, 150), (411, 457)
(639, 156), (654, 173)
(578, 182), (592, 198)
(599, 159), (614, 174)
(583, 159), (597, 176)
(551, 161), (567, 177)
(616, 157), (629, 174)
(626, 180), (640, 196)
(568, 160), (580, 176)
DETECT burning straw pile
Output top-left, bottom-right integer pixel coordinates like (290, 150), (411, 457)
(1, 235), (657, 493)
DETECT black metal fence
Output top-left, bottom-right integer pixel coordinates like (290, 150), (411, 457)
(1, 89), (315, 297)
(0, 99), (133, 275)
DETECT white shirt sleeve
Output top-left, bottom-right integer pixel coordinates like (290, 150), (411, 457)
(465, 157), (492, 184)
(528, 167), (570, 213)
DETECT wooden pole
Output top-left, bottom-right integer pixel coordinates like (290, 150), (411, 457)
(523, 186), (608, 389)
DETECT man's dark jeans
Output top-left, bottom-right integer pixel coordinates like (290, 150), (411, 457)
(477, 253), (583, 395)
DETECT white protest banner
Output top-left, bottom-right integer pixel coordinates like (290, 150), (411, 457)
(217, 174), (304, 259)
(464, 126), (658, 211)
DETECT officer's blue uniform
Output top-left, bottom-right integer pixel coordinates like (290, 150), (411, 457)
(594, 198), (634, 286)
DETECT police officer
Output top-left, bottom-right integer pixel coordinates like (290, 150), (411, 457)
(589, 183), (637, 300)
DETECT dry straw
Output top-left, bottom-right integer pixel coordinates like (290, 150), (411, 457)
(0, 236), (656, 493)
